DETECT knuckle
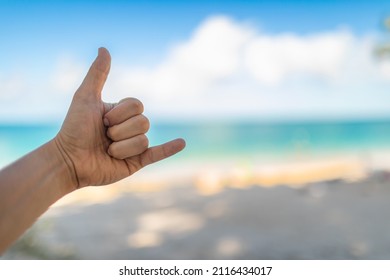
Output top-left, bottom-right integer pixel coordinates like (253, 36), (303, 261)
(139, 115), (150, 132)
(130, 98), (144, 113)
(109, 144), (127, 159)
(119, 97), (133, 103)
(138, 135), (149, 150)
(120, 97), (144, 114)
(107, 125), (118, 141)
(108, 144), (118, 158)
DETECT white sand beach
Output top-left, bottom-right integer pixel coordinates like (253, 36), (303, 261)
(3, 151), (390, 260)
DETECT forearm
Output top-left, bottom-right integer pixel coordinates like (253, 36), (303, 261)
(0, 139), (76, 253)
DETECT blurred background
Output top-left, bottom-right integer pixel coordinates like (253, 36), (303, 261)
(3, 0), (390, 259)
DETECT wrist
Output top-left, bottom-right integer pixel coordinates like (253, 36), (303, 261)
(46, 138), (79, 194)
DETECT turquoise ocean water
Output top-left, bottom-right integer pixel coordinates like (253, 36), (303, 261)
(2, 121), (390, 168)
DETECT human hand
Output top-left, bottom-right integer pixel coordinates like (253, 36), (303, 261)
(54, 48), (185, 189)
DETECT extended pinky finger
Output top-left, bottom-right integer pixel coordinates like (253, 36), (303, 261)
(139, 138), (186, 168)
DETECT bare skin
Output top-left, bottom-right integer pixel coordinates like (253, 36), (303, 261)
(0, 48), (186, 254)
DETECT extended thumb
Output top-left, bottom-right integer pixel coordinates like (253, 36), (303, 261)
(76, 47), (111, 100)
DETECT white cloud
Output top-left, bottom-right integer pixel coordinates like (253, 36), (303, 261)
(379, 60), (390, 80)
(0, 72), (25, 100)
(244, 32), (353, 85)
(107, 16), (253, 100)
(101, 15), (390, 120)
(49, 55), (85, 95)
(2, 15), (390, 122)
(0, 55), (85, 123)
(108, 16), (390, 96)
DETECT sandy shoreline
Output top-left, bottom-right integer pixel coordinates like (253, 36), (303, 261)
(51, 150), (387, 205)
(3, 171), (390, 259)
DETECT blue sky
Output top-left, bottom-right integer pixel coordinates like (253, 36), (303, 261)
(1, 0), (390, 123)
(2, 0), (389, 61)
